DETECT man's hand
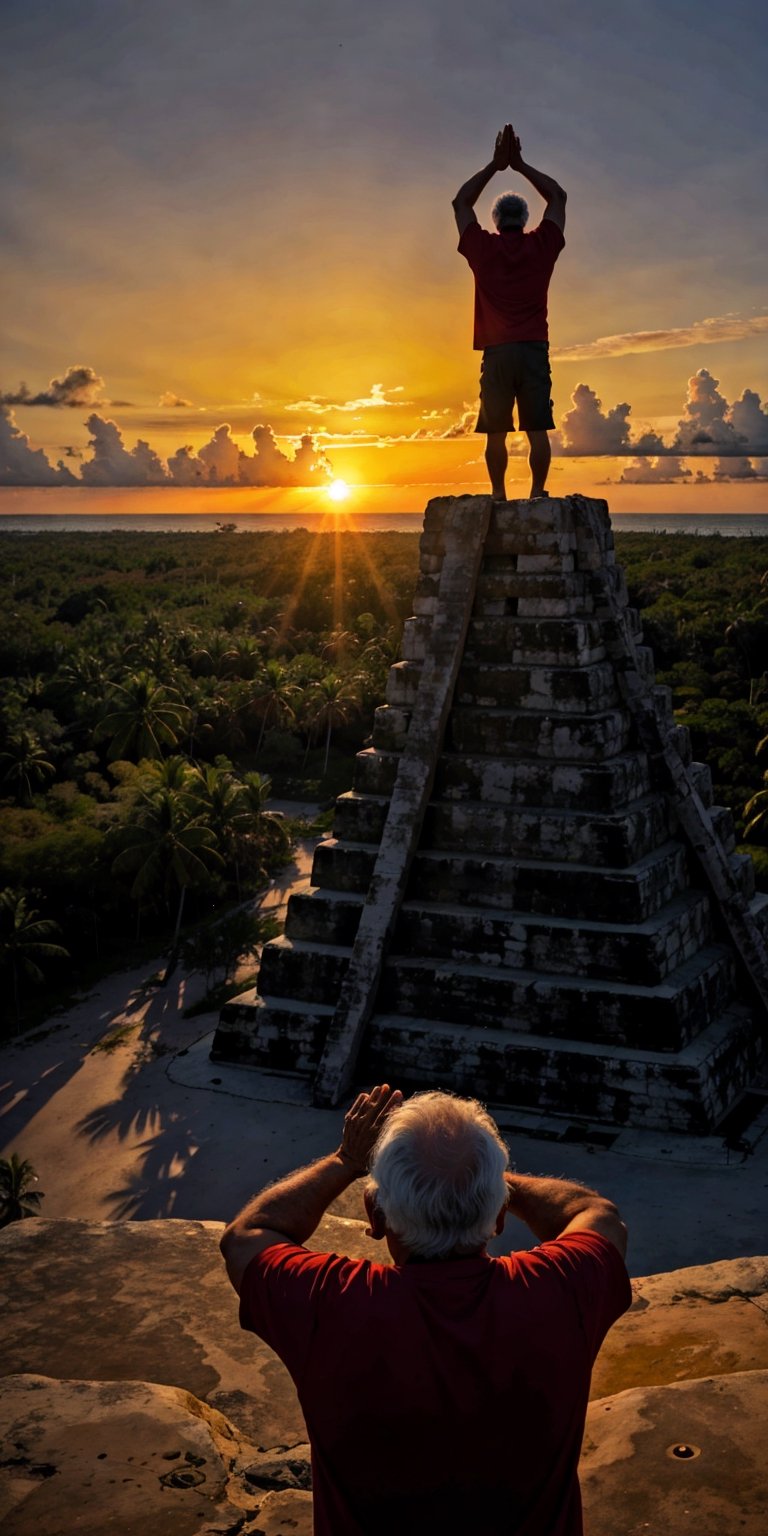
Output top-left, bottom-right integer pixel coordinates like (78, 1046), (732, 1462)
(507, 124), (524, 171)
(493, 126), (512, 171)
(337, 1083), (403, 1177)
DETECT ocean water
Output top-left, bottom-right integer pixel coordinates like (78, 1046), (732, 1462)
(2, 511), (768, 537)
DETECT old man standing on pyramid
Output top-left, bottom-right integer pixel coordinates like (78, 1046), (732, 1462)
(453, 123), (567, 502)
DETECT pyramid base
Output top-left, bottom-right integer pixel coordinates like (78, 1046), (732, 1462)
(212, 992), (765, 1134)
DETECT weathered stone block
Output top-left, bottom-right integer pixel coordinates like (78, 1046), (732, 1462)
(404, 842), (689, 924)
(393, 888), (713, 986)
(446, 705), (633, 760)
(257, 934), (349, 1005)
(378, 942), (735, 1050)
(466, 615), (607, 666)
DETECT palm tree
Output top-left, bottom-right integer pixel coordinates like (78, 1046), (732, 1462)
(191, 631), (237, 678)
(0, 729), (56, 804)
(240, 770), (292, 868)
(53, 650), (113, 719)
(187, 765), (251, 884)
(0, 1153), (45, 1227)
(305, 673), (362, 774)
(95, 672), (190, 761)
(0, 888), (69, 1029)
(139, 754), (196, 794)
(224, 636), (262, 679)
(321, 626), (359, 663)
(111, 787), (223, 972)
(252, 659), (301, 751)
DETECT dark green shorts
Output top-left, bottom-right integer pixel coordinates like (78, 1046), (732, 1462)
(475, 341), (555, 434)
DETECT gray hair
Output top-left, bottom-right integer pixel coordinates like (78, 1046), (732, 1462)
(492, 192), (529, 230)
(367, 1091), (510, 1260)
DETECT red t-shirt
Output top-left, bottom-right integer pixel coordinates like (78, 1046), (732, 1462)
(239, 1230), (630, 1536)
(458, 218), (565, 348)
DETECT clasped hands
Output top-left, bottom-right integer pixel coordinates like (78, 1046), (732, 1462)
(493, 123), (523, 172)
(337, 1082), (403, 1178)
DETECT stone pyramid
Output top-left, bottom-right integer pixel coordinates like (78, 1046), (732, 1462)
(213, 496), (768, 1132)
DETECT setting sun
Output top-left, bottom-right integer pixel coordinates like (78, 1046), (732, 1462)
(327, 478), (351, 502)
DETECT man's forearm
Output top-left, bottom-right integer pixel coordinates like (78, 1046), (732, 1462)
(229, 1153), (360, 1246)
(453, 160), (497, 209)
(517, 159), (566, 204)
(505, 1173), (616, 1241)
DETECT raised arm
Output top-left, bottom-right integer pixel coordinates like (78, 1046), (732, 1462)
(220, 1083), (402, 1292)
(505, 1172), (627, 1257)
(508, 126), (567, 233)
(452, 127), (511, 236)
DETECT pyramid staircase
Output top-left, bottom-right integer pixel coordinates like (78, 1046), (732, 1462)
(212, 496), (768, 1132)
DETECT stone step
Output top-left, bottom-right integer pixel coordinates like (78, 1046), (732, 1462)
(334, 790), (672, 866)
(387, 658), (629, 714)
(360, 1002), (759, 1134)
(472, 569), (593, 618)
(286, 887), (713, 985)
(416, 564), (620, 620)
(310, 837), (755, 923)
(445, 705), (635, 760)
(402, 614), (610, 667)
(257, 931), (735, 1053)
(394, 891), (713, 985)
(353, 746), (653, 811)
(257, 933), (351, 1004)
(378, 944), (736, 1053)
(405, 842), (692, 923)
(212, 992), (332, 1071)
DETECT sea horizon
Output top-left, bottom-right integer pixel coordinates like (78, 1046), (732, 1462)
(2, 507), (768, 537)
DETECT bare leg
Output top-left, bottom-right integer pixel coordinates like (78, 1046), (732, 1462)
(485, 433), (508, 500)
(526, 430), (551, 497)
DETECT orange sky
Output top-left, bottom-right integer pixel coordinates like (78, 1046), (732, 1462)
(2, 2), (767, 513)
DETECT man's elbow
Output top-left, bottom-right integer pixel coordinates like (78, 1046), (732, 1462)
(219, 1221), (238, 1259)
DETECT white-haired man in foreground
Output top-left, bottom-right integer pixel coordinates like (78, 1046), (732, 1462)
(221, 1085), (630, 1536)
(453, 123), (567, 502)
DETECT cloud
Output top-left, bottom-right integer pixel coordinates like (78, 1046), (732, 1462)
(284, 382), (410, 414)
(728, 389), (768, 454)
(440, 403), (478, 438)
(553, 312), (768, 362)
(0, 405), (78, 484)
(168, 422), (331, 487)
(712, 456), (766, 481)
(670, 368), (746, 455)
(619, 456), (692, 484)
(79, 415), (169, 486)
(556, 373), (768, 459)
(559, 383), (633, 455)
(0, 364), (107, 409)
(158, 391), (195, 408)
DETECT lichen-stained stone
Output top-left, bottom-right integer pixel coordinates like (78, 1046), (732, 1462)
(0, 1374), (251, 1536)
(1, 1218), (767, 1535)
(0, 1218), (381, 1451)
(593, 1255), (768, 1400)
(581, 1371), (768, 1536)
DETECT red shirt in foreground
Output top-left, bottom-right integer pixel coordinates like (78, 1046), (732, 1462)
(240, 1229), (630, 1536)
(458, 218), (566, 348)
